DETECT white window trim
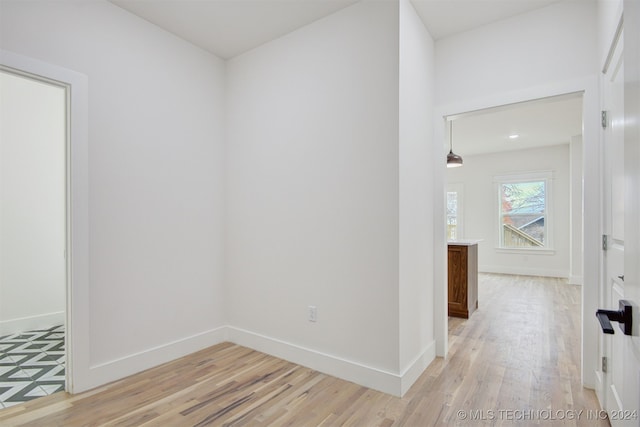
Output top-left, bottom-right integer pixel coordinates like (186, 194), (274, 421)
(493, 170), (554, 252)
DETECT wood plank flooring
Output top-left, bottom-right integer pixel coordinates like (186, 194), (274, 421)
(0, 274), (609, 426)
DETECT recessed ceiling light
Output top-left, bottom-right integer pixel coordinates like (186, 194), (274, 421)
(508, 134), (519, 139)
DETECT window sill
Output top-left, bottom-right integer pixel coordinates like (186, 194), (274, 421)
(495, 247), (556, 255)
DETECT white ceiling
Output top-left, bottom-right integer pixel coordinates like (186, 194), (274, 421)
(108, 0), (579, 156)
(109, 0), (360, 60)
(449, 94), (583, 157)
(109, 0), (564, 59)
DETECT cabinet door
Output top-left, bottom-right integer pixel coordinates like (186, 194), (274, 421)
(448, 245), (468, 317)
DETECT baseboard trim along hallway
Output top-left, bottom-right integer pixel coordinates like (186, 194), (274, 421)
(227, 325), (436, 397)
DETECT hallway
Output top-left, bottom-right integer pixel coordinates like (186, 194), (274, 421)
(0, 274), (607, 426)
(444, 274), (604, 425)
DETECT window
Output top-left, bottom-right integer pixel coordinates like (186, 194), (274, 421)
(446, 183), (463, 240)
(447, 191), (458, 240)
(495, 172), (552, 249)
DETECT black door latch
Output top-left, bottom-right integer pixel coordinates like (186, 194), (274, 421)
(596, 300), (632, 335)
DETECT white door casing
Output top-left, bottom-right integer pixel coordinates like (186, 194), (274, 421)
(0, 50), (89, 393)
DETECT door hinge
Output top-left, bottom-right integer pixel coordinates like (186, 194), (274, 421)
(602, 234), (608, 251)
(602, 356), (608, 373)
(602, 110), (608, 129)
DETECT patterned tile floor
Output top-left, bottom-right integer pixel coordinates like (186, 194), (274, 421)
(0, 325), (65, 409)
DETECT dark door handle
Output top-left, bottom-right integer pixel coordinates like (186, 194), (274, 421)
(618, 275), (625, 281)
(596, 300), (633, 335)
(597, 311), (615, 334)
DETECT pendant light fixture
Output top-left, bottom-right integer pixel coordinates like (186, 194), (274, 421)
(446, 120), (463, 168)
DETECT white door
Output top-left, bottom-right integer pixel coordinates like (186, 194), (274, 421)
(600, 26), (626, 425)
(598, 3), (640, 425)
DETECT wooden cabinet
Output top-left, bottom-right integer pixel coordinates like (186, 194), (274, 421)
(448, 243), (478, 318)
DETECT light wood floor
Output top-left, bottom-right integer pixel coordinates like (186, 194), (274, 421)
(0, 274), (608, 426)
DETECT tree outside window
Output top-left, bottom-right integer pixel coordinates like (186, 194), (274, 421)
(497, 174), (550, 249)
(447, 191), (458, 240)
(447, 183), (463, 241)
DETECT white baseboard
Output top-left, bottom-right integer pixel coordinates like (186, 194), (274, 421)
(227, 326), (432, 397)
(74, 326), (228, 393)
(479, 265), (569, 279)
(400, 341), (436, 396)
(0, 311), (65, 336)
(73, 325), (435, 398)
(592, 369), (602, 394)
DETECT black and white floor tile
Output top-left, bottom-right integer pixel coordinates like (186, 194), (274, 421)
(0, 325), (65, 409)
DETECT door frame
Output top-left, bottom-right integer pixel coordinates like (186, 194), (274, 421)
(434, 75), (601, 388)
(0, 50), (89, 393)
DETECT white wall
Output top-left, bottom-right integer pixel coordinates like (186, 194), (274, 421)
(226, 0), (402, 391)
(0, 0), (227, 390)
(226, 0), (438, 396)
(435, 0), (598, 106)
(398, 0), (436, 394)
(446, 145), (571, 278)
(0, 71), (66, 336)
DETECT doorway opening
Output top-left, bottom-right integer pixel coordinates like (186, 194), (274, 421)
(0, 68), (69, 407)
(443, 92), (586, 380)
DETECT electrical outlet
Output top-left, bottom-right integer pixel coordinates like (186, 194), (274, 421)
(308, 305), (317, 322)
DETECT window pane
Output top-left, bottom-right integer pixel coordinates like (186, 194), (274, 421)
(447, 191), (457, 240)
(500, 181), (546, 247)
